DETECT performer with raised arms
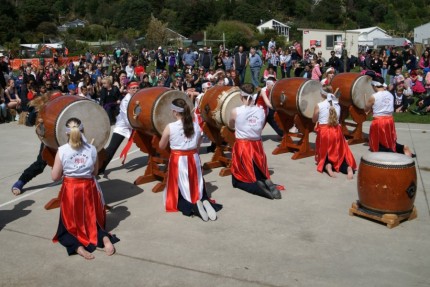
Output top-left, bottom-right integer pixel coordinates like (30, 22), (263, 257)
(312, 86), (357, 179)
(159, 98), (220, 221)
(51, 117), (119, 260)
(229, 83), (283, 200)
(364, 76), (415, 157)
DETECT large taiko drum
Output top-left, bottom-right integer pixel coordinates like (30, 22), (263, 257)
(270, 78), (322, 119)
(36, 95), (110, 151)
(128, 87), (193, 136)
(357, 152), (417, 214)
(331, 73), (373, 110)
(199, 86), (242, 130)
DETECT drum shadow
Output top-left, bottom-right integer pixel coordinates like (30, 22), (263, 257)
(262, 134), (282, 142)
(23, 181), (62, 192)
(204, 181), (219, 198)
(99, 179), (144, 205)
(105, 156), (149, 174)
(0, 200), (35, 231)
(106, 205), (131, 232)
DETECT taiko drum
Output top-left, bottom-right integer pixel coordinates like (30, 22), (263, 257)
(127, 87), (193, 136)
(270, 78), (323, 119)
(357, 152), (417, 214)
(36, 95), (110, 151)
(331, 73), (374, 109)
(199, 86), (242, 130)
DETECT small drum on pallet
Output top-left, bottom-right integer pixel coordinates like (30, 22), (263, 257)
(357, 152), (417, 214)
(331, 73), (373, 109)
(199, 86), (242, 130)
(36, 95), (110, 151)
(270, 78), (323, 119)
(128, 87), (193, 136)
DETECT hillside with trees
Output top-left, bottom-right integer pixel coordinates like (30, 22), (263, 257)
(1, 0), (429, 52)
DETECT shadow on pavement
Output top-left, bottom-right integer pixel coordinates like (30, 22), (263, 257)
(0, 200), (35, 231)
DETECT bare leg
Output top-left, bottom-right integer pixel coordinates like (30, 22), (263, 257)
(103, 236), (115, 256)
(325, 163), (336, 178)
(347, 166), (354, 180)
(76, 246), (95, 260)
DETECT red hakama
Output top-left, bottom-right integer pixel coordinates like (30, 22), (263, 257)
(315, 124), (357, 173)
(369, 116), (397, 152)
(53, 177), (105, 247)
(231, 139), (270, 183)
(164, 149), (203, 212)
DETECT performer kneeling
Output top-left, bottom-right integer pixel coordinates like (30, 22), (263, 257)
(312, 86), (357, 179)
(364, 76), (415, 157)
(51, 117), (119, 259)
(159, 99), (220, 221)
(229, 84), (282, 200)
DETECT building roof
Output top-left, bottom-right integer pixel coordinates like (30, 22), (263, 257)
(166, 28), (188, 40)
(258, 19), (290, 29)
(347, 26), (387, 34)
(298, 28), (360, 34)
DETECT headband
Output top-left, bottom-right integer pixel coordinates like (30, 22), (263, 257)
(240, 90), (253, 102)
(65, 123), (84, 135)
(371, 81), (383, 87)
(171, 103), (184, 112)
(266, 80), (274, 87)
(128, 82), (139, 89)
(327, 93), (338, 103)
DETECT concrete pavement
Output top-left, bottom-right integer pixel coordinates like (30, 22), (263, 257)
(0, 120), (429, 287)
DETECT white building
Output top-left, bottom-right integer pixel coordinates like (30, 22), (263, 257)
(347, 26), (391, 48)
(257, 19), (290, 42)
(297, 28), (359, 60)
(414, 22), (430, 45)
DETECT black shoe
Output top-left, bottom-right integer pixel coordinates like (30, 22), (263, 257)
(256, 181), (274, 200)
(264, 179), (282, 199)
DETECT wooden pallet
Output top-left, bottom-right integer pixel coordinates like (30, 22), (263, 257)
(349, 201), (417, 229)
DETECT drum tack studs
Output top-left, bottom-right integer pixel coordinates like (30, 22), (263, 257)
(280, 91), (286, 106)
(133, 101), (141, 120)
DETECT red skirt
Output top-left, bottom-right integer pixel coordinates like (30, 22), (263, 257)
(369, 116), (397, 152)
(53, 177), (106, 247)
(315, 124), (357, 173)
(164, 149), (203, 212)
(231, 139), (270, 183)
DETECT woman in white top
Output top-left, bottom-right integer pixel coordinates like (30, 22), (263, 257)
(51, 117), (119, 260)
(159, 98), (220, 221)
(99, 81), (139, 174)
(312, 86), (357, 179)
(229, 84), (282, 200)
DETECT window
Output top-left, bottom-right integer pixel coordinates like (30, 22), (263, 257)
(326, 34), (342, 49)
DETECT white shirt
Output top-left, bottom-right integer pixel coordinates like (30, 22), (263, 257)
(113, 93), (133, 138)
(317, 99), (340, 124)
(59, 142), (97, 178)
(234, 105), (265, 140)
(372, 90), (394, 116)
(169, 120), (201, 150)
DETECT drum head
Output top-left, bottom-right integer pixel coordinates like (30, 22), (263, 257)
(55, 100), (111, 152)
(297, 80), (323, 119)
(361, 152), (414, 167)
(351, 75), (373, 109)
(152, 90), (193, 135)
(219, 88), (242, 127)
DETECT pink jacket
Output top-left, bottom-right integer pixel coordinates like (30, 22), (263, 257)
(311, 64), (322, 80)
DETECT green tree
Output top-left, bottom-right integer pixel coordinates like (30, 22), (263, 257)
(207, 20), (255, 49)
(145, 16), (168, 50)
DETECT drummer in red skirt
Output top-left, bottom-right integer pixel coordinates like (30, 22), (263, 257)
(51, 117), (119, 259)
(312, 86), (357, 179)
(364, 75), (415, 157)
(229, 83), (283, 199)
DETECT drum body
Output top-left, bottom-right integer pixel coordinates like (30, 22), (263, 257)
(270, 78), (322, 119)
(331, 73), (373, 109)
(199, 86), (242, 130)
(128, 87), (193, 136)
(37, 95), (110, 151)
(357, 152), (417, 214)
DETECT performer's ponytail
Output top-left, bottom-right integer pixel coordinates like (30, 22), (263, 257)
(328, 101), (338, 127)
(66, 117), (83, 150)
(172, 98), (195, 139)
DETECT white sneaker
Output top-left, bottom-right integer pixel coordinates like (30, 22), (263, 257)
(203, 200), (217, 221)
(196, 201), (209, 222)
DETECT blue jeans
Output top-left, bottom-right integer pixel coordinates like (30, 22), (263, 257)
(236, 68), (246, 85)
(250, 67), (261, 88)
(0, 103), (7, 118)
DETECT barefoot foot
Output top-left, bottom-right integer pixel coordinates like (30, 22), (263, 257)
(76, 246), (95, 260)
(103, 236), (115, 256)
(347, 167), (354, 180)
(326, 163), (337, 178)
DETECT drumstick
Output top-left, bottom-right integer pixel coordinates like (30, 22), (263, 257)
(333, 87), (339, 97)
(90, 138), (95, 145)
